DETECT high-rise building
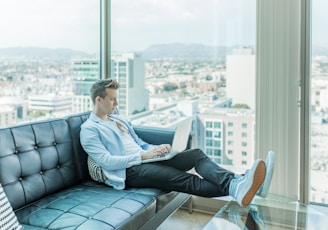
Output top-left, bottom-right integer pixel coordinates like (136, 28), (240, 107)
(71, 58), (99, 113)
(226, 48), (255, 109)
(111, 53), (149, 116)
(197, 108), (255, 168)
(71, 54), (149, 116)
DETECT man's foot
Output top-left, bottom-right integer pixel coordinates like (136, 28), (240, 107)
(257, 151), (274, 198)
(229, 159), (266, 207)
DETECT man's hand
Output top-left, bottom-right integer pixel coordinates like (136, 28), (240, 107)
(141, 144), (171, 160)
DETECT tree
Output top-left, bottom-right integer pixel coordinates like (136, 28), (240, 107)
(163, 82), (178, 92)
(232, 104), (251, 109)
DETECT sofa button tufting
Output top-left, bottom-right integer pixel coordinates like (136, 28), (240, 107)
(15, 150), (19, 154)
(53, 142), (57, 146)
(40, 171), (43, 175)
(34, 146), (38, 149)
(57, 165), (60, 168)
(19, 177), (22, 181)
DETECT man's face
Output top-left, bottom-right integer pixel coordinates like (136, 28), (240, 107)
(98, 88), (118, 114)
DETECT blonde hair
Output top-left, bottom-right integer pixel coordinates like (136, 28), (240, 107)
(90, 79), (120, 104)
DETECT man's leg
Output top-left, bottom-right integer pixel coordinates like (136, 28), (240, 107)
(163, 148), (266, 207)
(126, 148), (266, 207)
(125, 163), (227, 197)
(162, 148), (235, 195)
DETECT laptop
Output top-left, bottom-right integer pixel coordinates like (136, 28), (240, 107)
(142, 119), (192, 163)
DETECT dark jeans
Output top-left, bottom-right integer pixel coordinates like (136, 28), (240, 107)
(125, 148), (234, 197)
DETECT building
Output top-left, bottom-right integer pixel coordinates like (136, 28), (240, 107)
(0, 106), (17, 127)
(0, 96), (27, 127)
(71, 58), (99, 113)
(197, 108), (255, 168)
(226, 48), (256, 109)
(111, 53), (149, 116)
(28, 94), (72, 116)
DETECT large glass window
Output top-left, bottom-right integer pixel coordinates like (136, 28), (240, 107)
(310, 0), (328, 205)
(0, 0), (100, 127)
(111, 0), (256, 170)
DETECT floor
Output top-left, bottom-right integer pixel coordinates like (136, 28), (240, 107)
(157, 209), (213, 230)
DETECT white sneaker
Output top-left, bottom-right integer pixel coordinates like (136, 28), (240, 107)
(229, 159), (266, 207)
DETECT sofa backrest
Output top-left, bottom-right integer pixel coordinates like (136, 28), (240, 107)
(65, 111), (91, 182)
(0, 118), (79, 210)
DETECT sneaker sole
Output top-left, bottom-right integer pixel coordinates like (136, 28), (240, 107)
(258, 151), (274, 198)
(242, 160), (266, 206)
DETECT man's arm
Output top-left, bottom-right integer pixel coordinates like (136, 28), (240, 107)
(80, 124), (142, 170)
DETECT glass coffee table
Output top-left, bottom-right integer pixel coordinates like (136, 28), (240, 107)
(202, 195), (328, 229)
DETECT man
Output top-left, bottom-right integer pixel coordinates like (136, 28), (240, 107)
(80, 79), (274, 207)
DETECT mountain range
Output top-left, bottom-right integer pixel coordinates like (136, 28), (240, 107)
(0, 44), (327, 61)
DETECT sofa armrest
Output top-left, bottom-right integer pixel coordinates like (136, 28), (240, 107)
(133, 125), (193, 149)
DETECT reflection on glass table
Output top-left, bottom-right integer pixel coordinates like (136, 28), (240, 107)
(202, 195), (328, 230)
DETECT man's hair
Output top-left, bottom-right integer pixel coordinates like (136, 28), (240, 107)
(90, 79), (120, 104)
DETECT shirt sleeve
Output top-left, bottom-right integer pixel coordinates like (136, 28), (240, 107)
(80, 122), (142, 171)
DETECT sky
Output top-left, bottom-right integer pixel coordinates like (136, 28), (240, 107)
(0, 0), (327, 54)
(0, 0), (100, 53)
(111, 0), (256, 52)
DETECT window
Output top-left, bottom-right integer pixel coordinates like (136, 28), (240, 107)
(214, 131), (221, 138)
(214, 149), (221, 156)
(112, 0), (256, 171)
(310, 0), (328, 205)
(206, 130), (213, 138)
(214, 122), (221, 129)
(206, 149), (212, 155)
(0, 0), (101, 127)
(206, 140), (213, 146)
(214, 140), (221, 148)
(206, 122), (213, 128)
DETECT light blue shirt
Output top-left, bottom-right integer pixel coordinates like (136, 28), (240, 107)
(80, 112), (156, 189)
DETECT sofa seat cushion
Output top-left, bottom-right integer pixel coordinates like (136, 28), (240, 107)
(127, 188), (179, 212)
(15, 181), (156, 230)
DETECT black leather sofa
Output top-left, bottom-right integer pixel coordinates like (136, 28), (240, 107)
(0, 112), (191, 230)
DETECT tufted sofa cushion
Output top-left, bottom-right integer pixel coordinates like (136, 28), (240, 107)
(66, 111), (91, 181)
(15, 181), (156, 230)
(0, 119), (78, 211)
